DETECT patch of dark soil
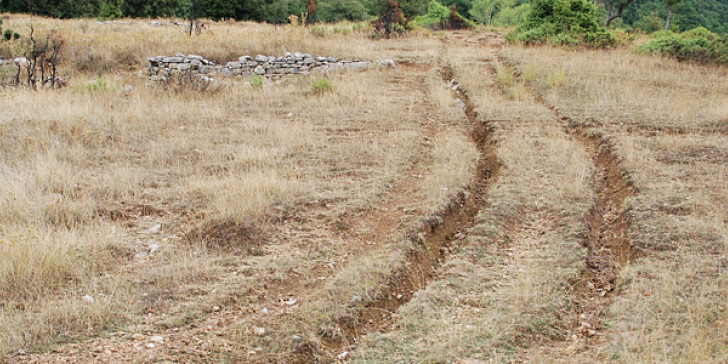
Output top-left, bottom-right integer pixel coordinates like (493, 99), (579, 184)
(625, 123), (728, 137)
(184, 219), (264, 254)
(655, 145), (728, 165)
(95, 203), (166, 221)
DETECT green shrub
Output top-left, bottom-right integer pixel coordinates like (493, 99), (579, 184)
(74, 78), (108, 93)
(0, 20), (20, 42)
(309, 25), (328, 37)
(638, 27), (728, 65)
(311, 77), (334, 95)
(249, 74), (263, 87)
(506, 0), (617, 48)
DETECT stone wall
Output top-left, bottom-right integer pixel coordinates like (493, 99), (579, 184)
(146, 52), (396, 81)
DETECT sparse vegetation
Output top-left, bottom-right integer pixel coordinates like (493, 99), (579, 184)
(310, 76), (334, 94)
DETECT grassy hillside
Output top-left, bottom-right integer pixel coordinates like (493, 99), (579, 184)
(0, 15), (726, 363)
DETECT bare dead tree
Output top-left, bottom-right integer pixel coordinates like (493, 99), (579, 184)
(24, 26), (64, 89)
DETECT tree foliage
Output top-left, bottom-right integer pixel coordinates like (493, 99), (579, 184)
(1, 0), (727, 34)
(604, 0), (728, 34)
(317, 0), (369, 22)
(414, 0), (474, 28)
(507, 0), (617, 48)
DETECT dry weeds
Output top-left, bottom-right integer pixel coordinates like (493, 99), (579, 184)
(1, 16), (726, 364)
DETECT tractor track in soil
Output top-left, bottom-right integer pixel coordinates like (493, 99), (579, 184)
(493, 54), (640, 343)
(316, 61), (500, 357)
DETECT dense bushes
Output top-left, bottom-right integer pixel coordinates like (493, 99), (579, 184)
(506, 0), (616, 48)
(414, 0), (475, 29)
(638, 27), (728, 65)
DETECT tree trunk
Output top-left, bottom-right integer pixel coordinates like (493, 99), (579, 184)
(664, 6), (673, 30)
(603, 0), (634, 27)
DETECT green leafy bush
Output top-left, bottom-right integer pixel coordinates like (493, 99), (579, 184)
(249, 74), (263, 87)
(414, 0), (476, 29)
(506, 0), (617, 48)
(0, 20), (20, 42)
(638, 27), (728, 65)
(311, 77), (334, 95)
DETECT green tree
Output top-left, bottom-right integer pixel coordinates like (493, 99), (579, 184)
(663, 0), (679, 30)
(268, 0), (291, 24)
(469, 0), (513, 24)
(368, 0), (428, 19)
(494, 2), (530, 26)
(603, 0), (636, 27)
(508, 0), (616, 47)
(122, 0), (190, 17)
(317, 0), (369, 22)
(98, 0), (124, 20)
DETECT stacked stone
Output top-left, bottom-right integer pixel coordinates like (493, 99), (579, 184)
(146, 53), (214, 82)
(146, 52), (395, 81)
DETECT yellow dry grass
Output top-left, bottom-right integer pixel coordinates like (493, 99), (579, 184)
(0, 16), (457, 355)
(1, 15), (725, 364)
(500, 44), (728, 363)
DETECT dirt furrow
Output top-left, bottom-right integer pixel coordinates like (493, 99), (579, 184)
(318, 64), (500, 355)
(493, 55), (639, 342)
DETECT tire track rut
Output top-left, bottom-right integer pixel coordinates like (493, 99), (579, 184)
(318, 61), (500, 356)
(493, 55), (639, 342)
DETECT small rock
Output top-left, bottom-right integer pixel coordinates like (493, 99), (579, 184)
(287, 112), (293, 118)
(253, 327), (266, 336)
(349, 295), (363, 306)
(149, 243), (160, 255)
(455, 99), (466, 110)
(261, 307), (270, 314)
(212, 306), (220, 312)
(291, 335), (303, 342)
(337, 351), (349, 360)
(94, 346), (104, 353)
(82, 295), (95, 303)
(145, 224), (161, 234)
(150, 335), (164, 342)
(145, 343), (156, 349)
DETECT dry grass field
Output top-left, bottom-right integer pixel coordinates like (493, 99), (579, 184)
(0, 14), (726, 364)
